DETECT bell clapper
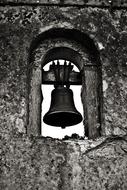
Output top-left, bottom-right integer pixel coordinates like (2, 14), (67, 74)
(61, 126), (66, 129)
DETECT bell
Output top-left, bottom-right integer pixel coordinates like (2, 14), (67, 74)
(43, 86), (82, 128)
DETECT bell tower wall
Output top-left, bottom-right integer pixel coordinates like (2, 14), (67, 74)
(0, 1), (127, 190)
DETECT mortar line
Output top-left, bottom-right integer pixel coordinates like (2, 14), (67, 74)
(0, 3), (127, 10)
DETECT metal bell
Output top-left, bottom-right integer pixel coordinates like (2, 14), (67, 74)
(43, 86), (82, 128)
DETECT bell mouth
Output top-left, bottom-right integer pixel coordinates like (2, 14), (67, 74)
(43, 111), (82, 127)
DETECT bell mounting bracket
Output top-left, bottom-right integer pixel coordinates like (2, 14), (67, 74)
(42, 60), (82, 86)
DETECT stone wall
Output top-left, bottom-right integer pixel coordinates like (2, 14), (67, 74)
(0, 0), (127, 7)
(0, 1), (127, 190)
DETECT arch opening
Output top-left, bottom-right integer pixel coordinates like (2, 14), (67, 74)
(29, 28), (101, 66)
(27, 28), (102, 139)
(42, 47), (83, 70)
(42, 59), (84, 139)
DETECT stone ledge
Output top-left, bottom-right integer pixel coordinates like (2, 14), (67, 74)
(0, 0), (127, 8)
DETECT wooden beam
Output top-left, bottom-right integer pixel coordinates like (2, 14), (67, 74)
(82, 66), (101, 139)
(42, 69), (82, 85)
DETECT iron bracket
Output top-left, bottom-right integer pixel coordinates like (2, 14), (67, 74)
(42, 61), (82, 85)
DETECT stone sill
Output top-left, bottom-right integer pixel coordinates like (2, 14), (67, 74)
(22, 134), (127, 144)
(8, 134), (127, 155)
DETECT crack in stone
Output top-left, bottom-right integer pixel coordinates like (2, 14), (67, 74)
(83, 135), (127, 155)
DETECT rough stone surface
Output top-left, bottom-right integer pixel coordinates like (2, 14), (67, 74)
(0, 135), (127, 190)
(0, 2), (127, 190)
(0, 5), (127, 137)
(0, 0), (127, 8)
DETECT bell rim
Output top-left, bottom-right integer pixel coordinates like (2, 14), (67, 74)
(43, 110), (83, 127)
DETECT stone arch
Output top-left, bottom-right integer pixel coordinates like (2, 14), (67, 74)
(29, 28), (100, 64)
(27, 28), (102, 139)
(42, 47), (85, 70)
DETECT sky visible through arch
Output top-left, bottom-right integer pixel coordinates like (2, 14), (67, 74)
(41, 60), (84, 139)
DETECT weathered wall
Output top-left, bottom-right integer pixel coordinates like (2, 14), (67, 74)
(0, 1), (127, 190)
(0, 0), (127, 7)
(1, 135), (127, 190)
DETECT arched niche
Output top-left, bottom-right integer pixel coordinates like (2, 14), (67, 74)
(42, 47), (83, 70)
(27, 28), (102, 139)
